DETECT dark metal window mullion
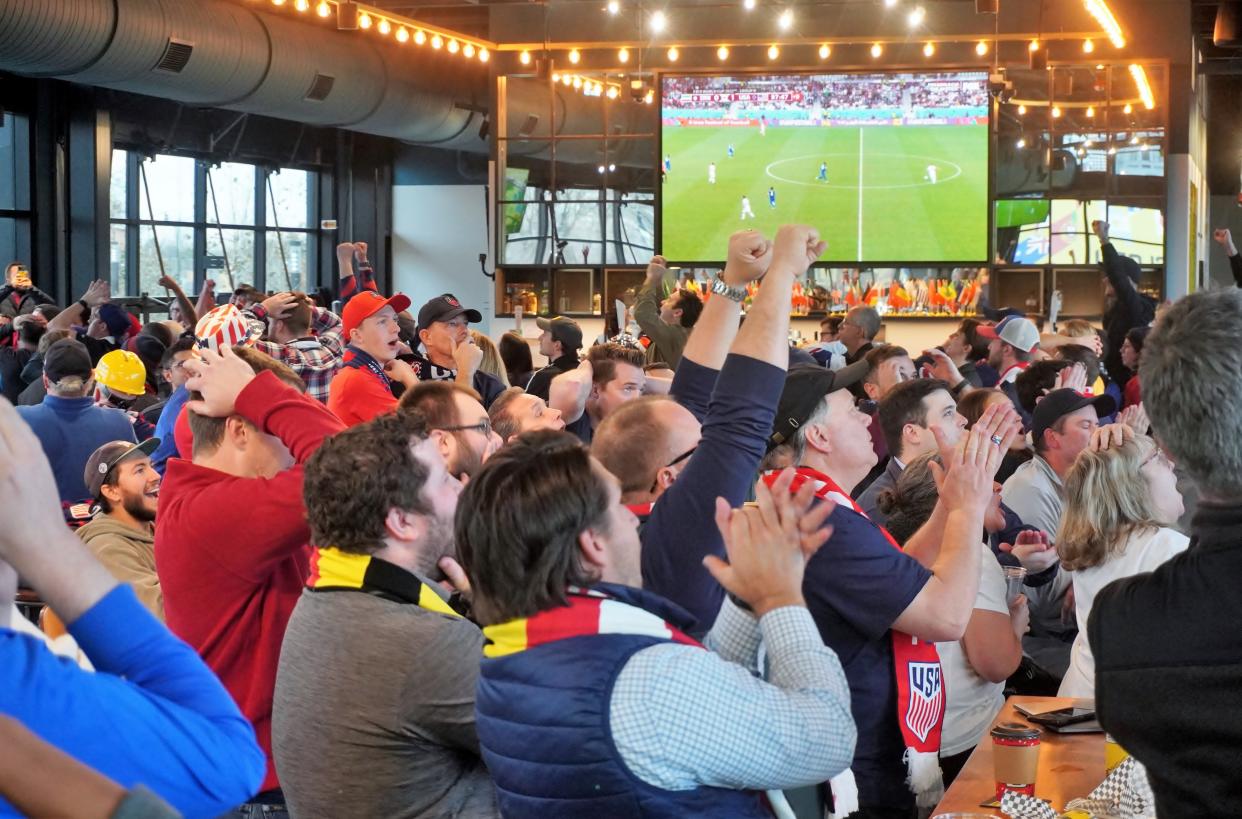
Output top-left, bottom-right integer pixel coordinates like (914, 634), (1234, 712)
(125, 151), (139, 295)
(193, 160), (207, 292)
(255, 165), (267, 292)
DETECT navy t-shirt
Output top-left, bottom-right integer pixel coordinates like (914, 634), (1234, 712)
(803, 502), (932, 810)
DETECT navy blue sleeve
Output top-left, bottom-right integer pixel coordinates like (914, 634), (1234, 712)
(642, 354), (784, 633)
(804, 507), (932, 642)
(668, 357), (718, 423)
(474, 371), (506, 409)
(0, 585), (266, 817)
(1231, 253), (1242, 288)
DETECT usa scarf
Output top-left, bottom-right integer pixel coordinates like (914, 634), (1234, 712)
(342, 345), (392, 389)
(762, 467), (945, 815)
(306, 546), (465, 619)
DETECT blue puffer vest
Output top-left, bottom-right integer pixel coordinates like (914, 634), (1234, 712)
(475, 583), (771, 818)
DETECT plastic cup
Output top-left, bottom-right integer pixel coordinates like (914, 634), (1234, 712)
(991, 722), (1041, 799)
(1003, 566), (1028, 605)
(1105, 733), (1129, 773)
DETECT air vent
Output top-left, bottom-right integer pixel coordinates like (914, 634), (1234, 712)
(306, 74), (336, 102)
(154, 39), (194, 74)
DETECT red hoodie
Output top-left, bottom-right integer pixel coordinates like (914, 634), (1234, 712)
(155, 371), (345, 793)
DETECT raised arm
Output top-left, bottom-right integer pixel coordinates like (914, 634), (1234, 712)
(1213, 228), (1242, 288)
(48, 280), (110, 335)
(633, 257), (680, 351)
(338, 242), (378, 305)
(159, 275), (198, 328)
(195, 278), (217, 319)
(1094, 221), (1147, 319)
(549, 359), (592, 424)
(732, 224), (824, 367)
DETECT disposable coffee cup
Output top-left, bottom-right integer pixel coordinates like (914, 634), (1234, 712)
(1003, 566), (1028, 606)
(991, 722), (1041, 799)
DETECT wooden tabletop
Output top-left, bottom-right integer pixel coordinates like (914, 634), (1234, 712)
(933, 696), (1107, 817)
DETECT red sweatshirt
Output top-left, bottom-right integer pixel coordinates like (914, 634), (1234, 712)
(155, 371), (345, 793)
(327, 348), (397, 427)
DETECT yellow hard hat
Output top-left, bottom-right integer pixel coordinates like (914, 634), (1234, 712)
(94, 350), (147, 396)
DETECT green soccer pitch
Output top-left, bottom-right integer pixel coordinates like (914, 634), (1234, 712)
(659, 123), (989, 263)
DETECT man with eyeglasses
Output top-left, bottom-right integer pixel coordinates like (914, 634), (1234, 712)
(838, 305), (881, 366)
(399, 381), (503, 481)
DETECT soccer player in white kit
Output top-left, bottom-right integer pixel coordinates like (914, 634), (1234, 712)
(925, 164), (938, 184)
(759, 116), (767, 137)
(708, 162), (716, 184)
(740, 195), (755, 219)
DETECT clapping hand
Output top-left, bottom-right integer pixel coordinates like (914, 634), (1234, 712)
(931, 402), (1023, 514)
(722, 230), (773, 287)
(999, 530), (1059, 574)
(1119, 403), (1149, 434)
(921, 347), (965, 387)
(81, 279), (111, 309)
(703, 469), (834, 617)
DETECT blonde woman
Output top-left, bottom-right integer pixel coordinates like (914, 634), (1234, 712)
(1056, 432), (1187, 697)
(470, 330), (510, 388)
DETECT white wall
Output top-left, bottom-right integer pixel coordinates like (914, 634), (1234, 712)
(391, 184), (495, 336)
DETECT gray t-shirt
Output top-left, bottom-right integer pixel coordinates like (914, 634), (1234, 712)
(272, 585), (497, 819)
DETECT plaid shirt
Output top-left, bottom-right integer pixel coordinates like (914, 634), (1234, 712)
(243, 305), (346, 404)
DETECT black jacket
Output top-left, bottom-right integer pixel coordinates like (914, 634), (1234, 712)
(1089, 501), (1242, 817)
(524, 352), (580, 401)
(1100, 243), (1156, 381)
(0, 284), (55, 320)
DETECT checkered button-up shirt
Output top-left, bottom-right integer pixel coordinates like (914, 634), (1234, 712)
(243, 305), (346, 404)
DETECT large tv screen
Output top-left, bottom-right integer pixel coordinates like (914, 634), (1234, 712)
(660, 71), (991, 263)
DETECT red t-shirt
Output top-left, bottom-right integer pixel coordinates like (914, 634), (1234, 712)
(327, 359), (397, 427)
(155, 371), (345, 791)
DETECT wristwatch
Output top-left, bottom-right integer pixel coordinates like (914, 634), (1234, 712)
(711, 275), (747, 303)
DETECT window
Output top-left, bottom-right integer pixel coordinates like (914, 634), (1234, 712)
(0, 113), (32, 276)
(110, 151), (320, 298)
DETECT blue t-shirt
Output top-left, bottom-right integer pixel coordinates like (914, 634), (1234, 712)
(151, 386), (189, 475)
(803, 503), (932, 810)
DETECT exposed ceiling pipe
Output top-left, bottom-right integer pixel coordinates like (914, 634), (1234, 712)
(0, 0), (489, 150)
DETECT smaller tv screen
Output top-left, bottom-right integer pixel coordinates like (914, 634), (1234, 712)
(660, 71), (990, 263)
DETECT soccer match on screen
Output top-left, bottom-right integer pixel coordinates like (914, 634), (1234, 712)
(660, 71), (991, 263)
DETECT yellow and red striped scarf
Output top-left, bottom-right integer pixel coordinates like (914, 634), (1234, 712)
(482, 587), (701, 659)
(306, 547), (463, 619)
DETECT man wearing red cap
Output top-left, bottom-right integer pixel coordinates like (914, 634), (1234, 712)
(327, 289), (416, 427)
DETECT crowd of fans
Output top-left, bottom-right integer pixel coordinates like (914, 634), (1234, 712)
(0, 216), (1239, 819)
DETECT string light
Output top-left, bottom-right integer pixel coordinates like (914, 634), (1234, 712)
(447, 38), (459, 53)
(569, 48), (581, 64)
(607, 86), (619, 99)
(414, 29), (426, 44)
(1129, 64), (1155, 109)
(271, 0), (286, 7)
(717, 45), (730, 60)
(1018, 104), (1027, 115)
(1016, 138), (1027, 148)
(1083, 38), (1095, 53)
(431, 33), (443, 49)
(1084, 0), (1126, 48)
(1123, 102), (1133, 114)
(644, 89), (655, 104)
(520, 50), (532, 65)
(923, 42), (935, 57)
(551, 72), (560, 83)
(561, 73), (571, 85)
(818, 44), (831, 60)
(650, 10), (667, 32)
(1052, 106), (1062, 118)
(976, 41), (989, 56)
(779, 8), (793, 30)
(463, 42), (475, 57)
(767, 44), (780, 60)
(667, 45), (679, 61)
(316, 0), (330, 16)
(607, 0), (620, 13)
(884, 0), (897, 6)
(1086, 106), (1096, 117)
(743, 0), (756, 9)
(358, 11), (371, 28)
(573, 76), (583, 89)
(907, 6), (925, 27)
(618, 47), (630, 62)
(396, 26), (409, 43)
(294, 0), (309, 12)
(377, 17), (391, 35)
(479, 47), (489, 62)
(1029, 39), (1040, 51)
(870, 43), (882, 58)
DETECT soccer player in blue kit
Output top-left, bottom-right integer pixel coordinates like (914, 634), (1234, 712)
(818, 161), (829, 182)
(768, 187), (777, 209)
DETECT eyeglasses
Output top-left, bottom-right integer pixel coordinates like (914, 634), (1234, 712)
(437, 418), (492, 437)
(649, 446), (697, 493)
(1142, 449), (1174, 470)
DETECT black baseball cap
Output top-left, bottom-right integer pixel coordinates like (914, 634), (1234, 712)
(768, 361), (870, 452)
(83, 438), (160, 499)
(1030, 388), (1117, 445)
(43, 338), (93, 383)
(416, 294), (483, 336)
(536, 316), (584, 352)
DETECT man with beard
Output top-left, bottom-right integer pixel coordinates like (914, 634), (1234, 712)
(398, 381), (503, 481)
(77, 440), (164, 620)
(272, 410), (497, 819)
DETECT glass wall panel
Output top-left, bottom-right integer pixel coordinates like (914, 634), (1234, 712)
(138, 155), (195, 222)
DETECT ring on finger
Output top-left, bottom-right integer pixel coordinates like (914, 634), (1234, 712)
(990, 435), (1004, 446)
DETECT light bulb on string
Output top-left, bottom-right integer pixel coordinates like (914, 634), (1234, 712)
(396, 26), (409, 43)
(377, 18), (391, 35)
(667, 46), (679, 61)
(650, 10), (666, 33)
(447, 38), (459, 53)
(976, 41), (988, 56)
(569, 48), (581, 64)
(870, 43), (882, 58)
(768, 44), (780, 60)
(717, 45), (730, 60)
(923, 42), (935, 57)
(294, 0), (309, 12)
(778, 8), (793, 30)
(316, 0), (330, 15)
(818, 44), (830, 60)
(618, 47), (630, 63)
(431, 34), (443, 49)
(463, 42), (475, 58)
(1083, 39), (1095, 53)
(479, 47), (489, 62)
(358, 11), (371, 27)
(414, 29), (426, 44)
(520, 50), (531, 65)
(607, 0), (620, 13)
